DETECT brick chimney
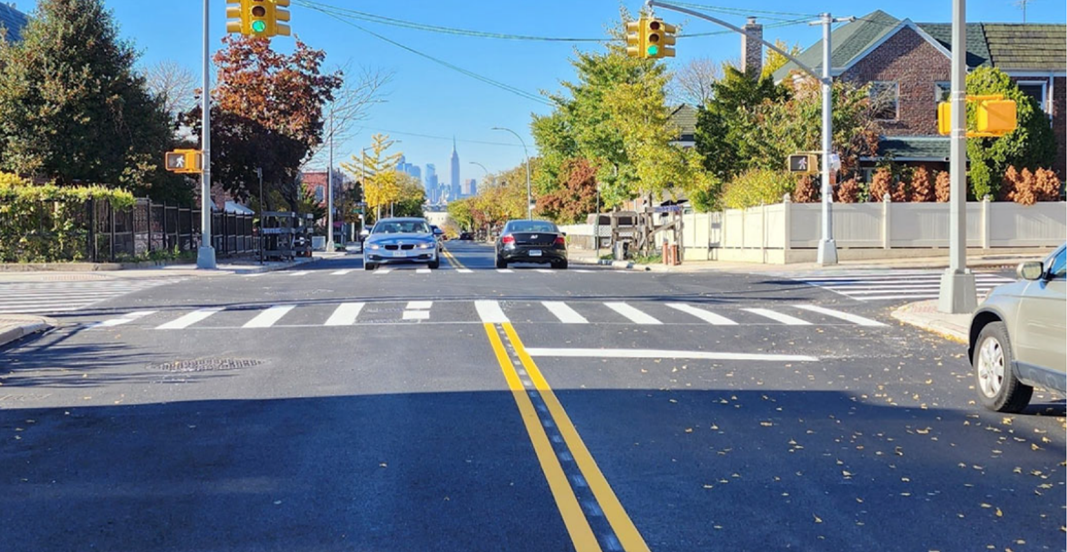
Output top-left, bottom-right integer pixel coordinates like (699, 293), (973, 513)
(741, 17), (763, 78)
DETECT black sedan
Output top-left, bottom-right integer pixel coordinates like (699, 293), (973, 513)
(495, 219), (568, 269)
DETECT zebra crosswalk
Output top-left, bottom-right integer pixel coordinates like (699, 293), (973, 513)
(86, 300), (887, 330)
(789, 269), (1016, 302)
(0, 278), (178, 315)
(246, 266), (606, 277)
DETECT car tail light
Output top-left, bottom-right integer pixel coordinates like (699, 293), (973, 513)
(554, 236), (566, 246)
(501, 235), (515, 245)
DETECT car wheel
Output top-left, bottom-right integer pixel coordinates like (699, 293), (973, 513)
(556, 259), (568, 270)
(973, 321), (1032, 413)
(496, 257), (508, 269)
(364, 262), (376, 271)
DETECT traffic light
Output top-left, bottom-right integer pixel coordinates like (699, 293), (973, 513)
(787, 154), (818, 174)
(977, 98), (1016, 135)
(937, 102), (952, 136)
(165, 150), (202, 174)
(625, 19), (644, 58)
(645, 19), (676, 58)
(226, 0), (290, 38)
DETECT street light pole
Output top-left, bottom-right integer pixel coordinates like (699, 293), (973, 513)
(196, 0), (216, 269)
(492, 127), (532, 220)
(326, 108), (335, 252)
(256, 167), (264, 265)
(938, 0), (977, 313)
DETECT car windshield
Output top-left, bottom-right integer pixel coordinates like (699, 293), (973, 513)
(373, 220), (431, 234)
(507, 221), (558, 233)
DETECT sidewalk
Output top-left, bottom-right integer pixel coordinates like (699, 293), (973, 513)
(0, 314), (55, 348)
(891, 300), (970, 344)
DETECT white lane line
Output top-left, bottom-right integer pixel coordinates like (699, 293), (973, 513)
(604, 302), (662, 325)
(497, 269), (514, 274)
(374, 269), (392, 275)
(475, 300), (509, 323)
(324, 302), (365, 326)
(535, 269), (554, 274)
(243, 273), (265, 278)
(542, 301), (589, 324)
(403, 310), (431, 320)
(456, 269), (473, 274)
(90, 310), (158, 329)
(407, 301), (433, 310)
(331, 270), (353, 276)
(666, 303), (738, 325)
(525, 348), (818, 362)
(793, 304), (886, 327)
(243, 305), (296, 328)
(156, 308), (224, 330)
(575, 269), (594, 273)
(289, 271), (310, 276)
(416, 268), (431, 274)
(742, 308), (812, 326)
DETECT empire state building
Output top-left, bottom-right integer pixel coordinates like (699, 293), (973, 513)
(450, 137), (461, 201)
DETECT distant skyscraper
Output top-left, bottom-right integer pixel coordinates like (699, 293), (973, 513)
(450, 137), (461, 202)
(425, 164), (438, 203)
(463, 178), (477, 197)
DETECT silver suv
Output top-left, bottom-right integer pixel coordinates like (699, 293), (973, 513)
(969, 244), (1066, 412)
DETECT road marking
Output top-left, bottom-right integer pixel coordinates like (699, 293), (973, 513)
(793, 304), (886, 326)
(497, 269), (514, 274)
(524, 347), (818, 362)
(90, 310), (157, 329)
(456, 268), (473, 274)
(536, 269), (554, 274)
(417, 268), (431, 274)
(243, 305), (295, 328)
(289, 271), (310, 276)
(575, 269), (594, 273)
(742, 308), (812, 326)
(604, 302), (662, 325)
(324, 302), (364, 326)
(243, 273), (265, 278)
(502, 324), (650, 552)
(442, 247), (468, 271)
(156, 307), (224, 330)
(475, 300), (509, 323)
(374, 269), (392, 275)
(484, 324), (603, 552)
(665, 303), (738, 325)
(403, 310), (430, 320)
(542, 302), (589, 324)
(331, 270), (353, 275)
(407, 301), (433, 310)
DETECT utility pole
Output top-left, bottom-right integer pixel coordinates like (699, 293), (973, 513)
(938, 0), (978, 313)
(256, 167), (264, 265)
(197, 0), (216, 269)
(492, 127), (532, 220)
(326, 108), (335, 252)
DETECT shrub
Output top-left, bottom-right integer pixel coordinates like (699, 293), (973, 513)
(835, 178), (860, 203)
(1000, 165), (1020, 201)
(968, 162), (992, 200)
(891, 180), (909, 203)
(910, 167), (934, 202)
(793, 175), (819, 203)
(721, 169), (794, 209)
(868, 167), (892, 201)
(1033, 168), (1061, 201)
(935, 170), (951, 202)
(1014, 168), (1037, 205)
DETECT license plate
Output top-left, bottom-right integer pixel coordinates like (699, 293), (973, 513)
(391, 251), (406, 258)
(529, 250), (542, 257)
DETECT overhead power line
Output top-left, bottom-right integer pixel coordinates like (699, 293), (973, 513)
(354, 127), (529, 149)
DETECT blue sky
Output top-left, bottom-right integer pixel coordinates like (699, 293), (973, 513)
(23, 1), (1067, 185)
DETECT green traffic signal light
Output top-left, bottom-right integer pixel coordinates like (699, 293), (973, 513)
(252, 20), (267, 33)
(647, 45), (659, 56)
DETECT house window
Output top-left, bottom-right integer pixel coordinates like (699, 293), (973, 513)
(314, 186), (325, 202)
(870, 81), (899, 120)
(935, 81), (952, 102)
(1016, 81), (1048, 113)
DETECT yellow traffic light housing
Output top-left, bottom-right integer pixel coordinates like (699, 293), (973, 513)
(646, 19), (676, 58)
(625, 19), (644, 58)
(226, 0), (290, 38)
(269, 0), (292, 37)
(937, 94), (1017, 137)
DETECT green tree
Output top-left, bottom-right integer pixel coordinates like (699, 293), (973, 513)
(341, 133), (403, 222)
(761, 40), (802, 81)
(447, 198), (475, 231)
(0, 0), (176, 194)
(391, 172), (426, 218)
(965, 66), (1057, 200)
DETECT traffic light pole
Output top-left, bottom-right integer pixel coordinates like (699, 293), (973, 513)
(647, 1), (851, 266)
(938, 0), (977, 313)
(326, 108), (335, 252)
(492, 127), (532, 220)
(197, 0), (216, 269)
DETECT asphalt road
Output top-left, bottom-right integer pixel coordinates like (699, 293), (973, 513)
(1, 242), (1063, 552)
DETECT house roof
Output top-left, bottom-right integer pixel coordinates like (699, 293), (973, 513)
(865, 136), (950, 162)
(774, 12), (1066, 81)
(669, 104), (698, 142)
(0, 3), (29, 42)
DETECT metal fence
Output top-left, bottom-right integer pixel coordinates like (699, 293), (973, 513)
(86, 198), (256, 262)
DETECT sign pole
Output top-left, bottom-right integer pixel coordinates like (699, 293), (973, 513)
(197, 0), (216, 269)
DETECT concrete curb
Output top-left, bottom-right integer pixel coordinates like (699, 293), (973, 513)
(0, 318), (55, 349)
(568, 257), (652, 271)
(891, 302), (969, 344)
(231, 256), (317, 275)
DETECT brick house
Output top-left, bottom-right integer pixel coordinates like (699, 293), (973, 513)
(774, 11), (1066, 180)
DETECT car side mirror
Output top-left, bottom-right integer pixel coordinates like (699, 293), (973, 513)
(561, 232), (567, 237)
(1017, 261), (1044, 281)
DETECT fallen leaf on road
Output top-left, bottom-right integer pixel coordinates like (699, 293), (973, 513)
(995, 508), (1003, 517)
(813, 514), (822, 523)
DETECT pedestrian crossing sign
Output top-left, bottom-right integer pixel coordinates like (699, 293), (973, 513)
(788, 154), (818, 174)
(165, 149), (203, 174)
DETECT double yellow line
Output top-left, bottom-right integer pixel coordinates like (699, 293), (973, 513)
(485, 322), (650, 552)
(441, 245), (466, 270)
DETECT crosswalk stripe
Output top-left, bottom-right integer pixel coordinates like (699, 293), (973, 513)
(407, 301), (433, 310)
(417, 268), (431, 274)
(91, 310), (157, 329)
(157, 308), (223, 330)
(289, 271), (310, 276)
(535, 269), (554, 274)
(604, 302), (662, 325)
(575, 269), (594, 273)
(374, 269), (392, 274)
(793, 305), (885, 327)
(324, 302), (364, 326)
(475, 300), (509, 323)
(497, 269), (514, 274)
(244, 273), (265, 278)
(403, 310), (430, 320)
(457, 269), (473, 274)
(542, 302), (589, 324)
(331, 270), (353, 275)
(666, 303), (737, 325)
(243, 305), (295, 328)
(742, 308), (811, 326)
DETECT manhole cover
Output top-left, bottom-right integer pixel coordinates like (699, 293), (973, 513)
(148, 359), (262, 372)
